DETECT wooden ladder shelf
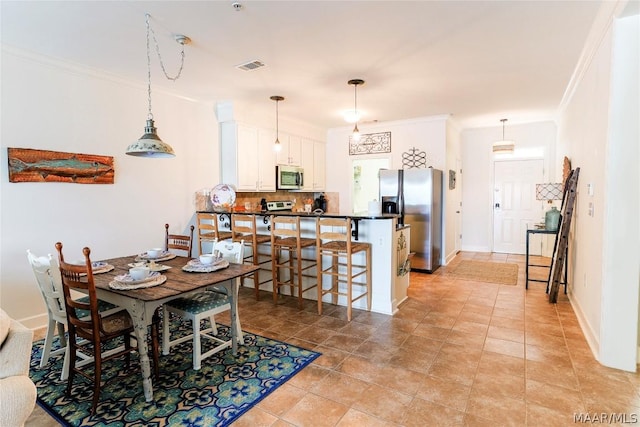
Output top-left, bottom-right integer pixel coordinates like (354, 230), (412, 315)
(549, 167), (580, 303)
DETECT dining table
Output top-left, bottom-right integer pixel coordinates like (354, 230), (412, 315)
(89, 254), (259, 402)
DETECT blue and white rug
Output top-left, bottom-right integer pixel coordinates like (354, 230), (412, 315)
(29, 320), (320, 426)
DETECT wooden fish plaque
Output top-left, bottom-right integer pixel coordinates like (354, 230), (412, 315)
(7, 148), (114, 184)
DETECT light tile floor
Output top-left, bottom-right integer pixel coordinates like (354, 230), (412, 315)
(26, 252), (640, 426)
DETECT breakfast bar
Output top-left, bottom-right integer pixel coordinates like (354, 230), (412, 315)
(190, 210), (411, 315)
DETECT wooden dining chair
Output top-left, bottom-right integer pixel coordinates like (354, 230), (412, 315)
(27, 249), (124, 380)
(55, 242), (160, 415)
(196, 212), (232, 255)
(162, 240), (245, 370)
(165, 223), (195, 257)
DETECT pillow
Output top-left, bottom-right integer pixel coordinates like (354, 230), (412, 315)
(0, 309), (10, 346)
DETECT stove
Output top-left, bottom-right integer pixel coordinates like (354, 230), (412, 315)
(265, 200), (294, 211)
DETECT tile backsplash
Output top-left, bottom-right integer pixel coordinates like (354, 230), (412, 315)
(195, 189), (338, 213)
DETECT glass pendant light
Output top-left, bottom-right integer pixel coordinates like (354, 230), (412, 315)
(126, 14), (190, 158)
(271, 95), (284, 152)
(348, 79), (365, 142)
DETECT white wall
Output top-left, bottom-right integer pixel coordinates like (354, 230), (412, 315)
(326, 115), (451, 261)
(0, 47), (219, 327)
(557, 8), (639, 371)
(444, 118), (462, 262)
(460, 121), (557, 252)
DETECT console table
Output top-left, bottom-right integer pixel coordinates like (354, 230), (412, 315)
(525, 228), (567, 292)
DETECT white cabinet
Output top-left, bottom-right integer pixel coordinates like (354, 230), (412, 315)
(220, 121), (276, 192)
(300, 139), (314, 191)
(275, 134), (301, 166)
(313, 140), (326, 190)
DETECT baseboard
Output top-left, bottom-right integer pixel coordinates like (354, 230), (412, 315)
(19, 312), (49, 331)
(460, 245), (491, 253)
(568, 291), (600, 361)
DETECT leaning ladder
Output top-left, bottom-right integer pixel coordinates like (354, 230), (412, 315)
(549, 167), (580, 303)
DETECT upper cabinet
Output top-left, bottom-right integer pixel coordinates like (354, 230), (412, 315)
(275, 133), (301, 166)
(220, 121), (276, 192)
(300, 138), (326, 191)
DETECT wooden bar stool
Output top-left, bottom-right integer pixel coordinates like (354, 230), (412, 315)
(270, 215), (317, 308)
(231, 214), (271, 299)
(316, 217), (372, 321)
(196, 212), (232, 255)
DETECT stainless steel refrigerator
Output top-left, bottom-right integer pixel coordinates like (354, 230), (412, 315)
(379, 168), (443, 273)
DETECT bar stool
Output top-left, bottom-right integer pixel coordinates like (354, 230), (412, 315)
(231, 214), (271, 299)
(270, 215), (317, 308)
(196, 212), (232, 255)
(316, 217), (372, 321)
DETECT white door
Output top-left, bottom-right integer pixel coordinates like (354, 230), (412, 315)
(493, 159), (544, 254)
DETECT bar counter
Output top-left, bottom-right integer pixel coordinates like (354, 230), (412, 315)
(189, 210), (410, 315)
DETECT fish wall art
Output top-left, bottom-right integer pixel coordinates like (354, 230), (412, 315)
(7, 148), (114, 184)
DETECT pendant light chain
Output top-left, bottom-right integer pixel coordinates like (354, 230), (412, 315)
(146, 13), (187, 83)
(145, 14), (153, 120)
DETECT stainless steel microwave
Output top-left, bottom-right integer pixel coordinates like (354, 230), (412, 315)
(276, 165), (304, 190)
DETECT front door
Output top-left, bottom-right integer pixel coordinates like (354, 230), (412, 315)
(493, 159), (544, 254)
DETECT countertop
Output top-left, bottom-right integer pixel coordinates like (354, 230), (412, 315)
(197, 210), (400, 220)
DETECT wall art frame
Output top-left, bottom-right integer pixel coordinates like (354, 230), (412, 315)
(349, 131), (391, 155)
(7, 147), (115, 184)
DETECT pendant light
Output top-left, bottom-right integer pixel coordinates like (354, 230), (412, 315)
(126, 14), (190, 158)
(271, 95), (284, 152)
(348, 79), (365, 142)
(493, 118), (515, 153)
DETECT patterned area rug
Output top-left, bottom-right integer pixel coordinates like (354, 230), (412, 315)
(29, 320), (320, 427)
(449, 260), (519, 285)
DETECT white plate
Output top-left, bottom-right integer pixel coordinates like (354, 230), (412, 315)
(109, 275), (167, 290)
(113, 271), (161, 285)
(128, 262), (172, 272)
(136, 252), (177, 262)
(182, 258), (230, 273)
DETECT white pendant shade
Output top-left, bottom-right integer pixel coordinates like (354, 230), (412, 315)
(126, 119), (175, 157)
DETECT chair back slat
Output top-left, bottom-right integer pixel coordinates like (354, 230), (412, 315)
(55, 243), (100, 340)
(213, 239), (245, 264)
(27, 250), (67, 323)
(165, 223), (194, 258)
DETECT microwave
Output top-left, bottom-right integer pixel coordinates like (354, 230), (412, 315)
(276, 165), (304, 190)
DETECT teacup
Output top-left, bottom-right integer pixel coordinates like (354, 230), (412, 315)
(199, 254), (215, 265)
(147, 248), (163, 258)
(129, 266), (150, 281)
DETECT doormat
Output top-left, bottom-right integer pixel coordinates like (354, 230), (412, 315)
(29, 322), (320, 427)
(449, 260), (519, 285)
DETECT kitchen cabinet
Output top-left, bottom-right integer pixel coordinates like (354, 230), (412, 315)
(275, 134), (301, 166)
(313, 140), (326, 190)
(220, 121), (276, 192)
(299, 138), (326, 191)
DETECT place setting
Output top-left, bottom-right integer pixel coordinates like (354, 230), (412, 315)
(109, 265), (167, 290)
(75, 260), (115, 276)
(135, 247), (177, 263)
(182, 253), (229, 273)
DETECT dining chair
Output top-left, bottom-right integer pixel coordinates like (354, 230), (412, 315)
(55, 242), (160, 415)
(162, 240), (245, 370)
(316, 217), (372, 321)
(270, 215), (317, 308)
(196, 212), (232, 255)
(26, 250), (124, 380)
(165, 223), (195, 257)
(231, 214), (271, 299)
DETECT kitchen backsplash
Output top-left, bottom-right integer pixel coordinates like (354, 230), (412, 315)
(195, 189), (338, 213)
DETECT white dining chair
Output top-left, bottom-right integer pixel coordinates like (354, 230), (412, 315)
(162, 240), (245, 370)
(27, 250), (123, 380)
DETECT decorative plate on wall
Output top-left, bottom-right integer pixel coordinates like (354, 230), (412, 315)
(210, 183), (236, 211)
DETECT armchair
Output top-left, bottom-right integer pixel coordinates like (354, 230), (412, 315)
(0, 308), (37, 427)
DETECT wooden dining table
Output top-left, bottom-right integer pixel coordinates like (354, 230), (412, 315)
(90, 254), (259, 402)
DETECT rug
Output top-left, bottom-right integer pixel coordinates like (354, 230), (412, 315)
(29, 320), (320, 427)
(448, 260), (519, 285)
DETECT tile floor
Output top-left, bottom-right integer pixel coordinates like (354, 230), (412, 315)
(26, 252), (640, 426)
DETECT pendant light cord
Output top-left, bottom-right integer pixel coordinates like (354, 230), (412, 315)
(145, 14), (153, 120)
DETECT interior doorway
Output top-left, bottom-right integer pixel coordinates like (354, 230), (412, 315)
(352, 157), (390, 213)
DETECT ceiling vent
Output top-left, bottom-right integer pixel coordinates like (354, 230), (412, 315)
(236, 60), (265, 71)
